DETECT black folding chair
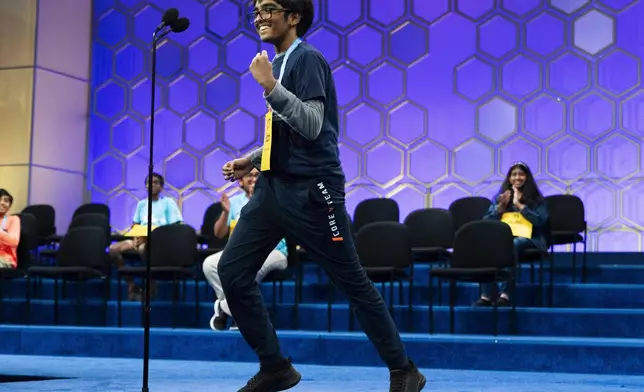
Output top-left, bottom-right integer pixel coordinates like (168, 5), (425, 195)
(22, 204), (56, 246)
(331, 222), (414, 332)
(116, 224), (199, 328)
(44, 213), (110, 246)
(353, 198), (399, 234)
(429, 220), (516, 336)
(448, 196), (492, 233)
(27, 227), (110, 325)
(404, 208), (453, 264)
(73, 203), (110, 220)
(0, 213), (37, 323)
(545, 195), (587, 282)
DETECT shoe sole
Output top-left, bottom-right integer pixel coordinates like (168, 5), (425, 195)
(274, 370), (301, 391)
(419, 372), (426, 391)
(210, 300), (227, 331)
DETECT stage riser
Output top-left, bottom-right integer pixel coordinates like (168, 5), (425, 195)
(4, 280), (644, 309)
(2, 301), (644, 338)
(0, 325), (641, 376)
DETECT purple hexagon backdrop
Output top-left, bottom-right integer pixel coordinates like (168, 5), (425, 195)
(88, 0), (644, 252)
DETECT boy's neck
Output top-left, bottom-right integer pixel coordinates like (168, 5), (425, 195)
(275, 32), (299, 54)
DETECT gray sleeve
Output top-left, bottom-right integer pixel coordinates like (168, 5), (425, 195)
(247, 146), (263, 169)
(264, 83), (324, 140)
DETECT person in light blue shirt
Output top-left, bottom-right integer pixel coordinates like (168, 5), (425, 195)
(108, 173), (183, 301)
(202, 168), (288, 331)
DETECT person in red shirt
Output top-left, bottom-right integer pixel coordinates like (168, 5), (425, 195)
(0, 189), (20, 269)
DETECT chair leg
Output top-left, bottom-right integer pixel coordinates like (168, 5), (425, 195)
(408, 277), (413, 333)
(548, 254), (554, 307)
(538, 260), (544, 307)
(76, 277), (84, 326)
(103, 277), (110, 326)
(388, 279), (394, 316)
(428, 277), (434, 334)
(117, 275), (122, 327)
(26, 276), (32, 324)
(327, 279), (332, 332)
(449, 280), (456, 334)
(194, 277), (200, 327)
(572, 243), (578, 283)
(54, 278), (59, 326)
(172, 278), (178, 329)
(295, 262), (303, 330)
(272, 280), (277, 318)
(582, 231), (588, 283)
(511, 275), (518, 335)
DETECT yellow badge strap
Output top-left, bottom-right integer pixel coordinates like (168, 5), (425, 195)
(260, 110), (273, 171)
(501, 212), (533, 238)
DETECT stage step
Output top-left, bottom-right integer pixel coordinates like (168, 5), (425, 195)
(1, 325), (641, 375)
(5, 278), (644, 309)
(2, 300), (644, 338)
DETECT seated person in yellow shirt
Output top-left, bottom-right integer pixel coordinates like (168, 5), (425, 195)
(476, 162), (548, 307)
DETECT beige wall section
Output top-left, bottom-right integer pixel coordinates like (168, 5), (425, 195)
(31, 69), (89, 172)
(0, 0), (37, 68)
(0, 69), (34, 165)
(0, 0), (37, 210)
(36, 0), (91, 80)
(28, 0), (92, 231)
(29, 168), (84, 232)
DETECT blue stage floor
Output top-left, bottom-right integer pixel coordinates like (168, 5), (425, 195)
(1, 355), (643, 392)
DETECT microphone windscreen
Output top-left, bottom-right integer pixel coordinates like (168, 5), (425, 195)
(162, 8), (179, 24)
(172, 17), (190, 33)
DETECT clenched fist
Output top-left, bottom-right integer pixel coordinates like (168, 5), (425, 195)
(249, 50), (277, 92)
(222, 158), (253, 182)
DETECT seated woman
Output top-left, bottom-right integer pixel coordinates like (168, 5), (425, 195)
(475, 162), (548, 307)
(0, 189), (21, 269)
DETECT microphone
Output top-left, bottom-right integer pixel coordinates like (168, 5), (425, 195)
(171, 17), (190, 33)
(155, 8), (179, 32)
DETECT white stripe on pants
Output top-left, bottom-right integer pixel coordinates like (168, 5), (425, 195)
(202, 249), (288, 317)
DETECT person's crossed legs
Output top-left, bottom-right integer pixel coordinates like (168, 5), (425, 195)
(203, 248), (287, 331)
(479, 236), (536, 305)
(108, 238), (150, 301)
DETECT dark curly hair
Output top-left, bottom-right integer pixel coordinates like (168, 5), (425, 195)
(253, 0), (314, 37)
(498, 162), (544, 208)
(0, 189), (13, 205)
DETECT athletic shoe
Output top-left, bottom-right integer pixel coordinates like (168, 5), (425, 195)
(389, 360), (426, 392)
(238, 357), (301, 392)
(229, 320), (239, 331)
(209, 299), (228, 331)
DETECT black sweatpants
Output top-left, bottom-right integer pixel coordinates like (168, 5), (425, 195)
(217, 173), (409, 370)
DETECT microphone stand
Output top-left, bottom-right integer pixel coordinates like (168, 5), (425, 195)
(142, 26), (170, 392)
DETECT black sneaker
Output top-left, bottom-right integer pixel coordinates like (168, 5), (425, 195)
(209, 300), (228, 331)
(389, 360), (426, 392)
(230, 320), (239, 331)
(238, 358), (301, 392)
(473, 297), (493, 307)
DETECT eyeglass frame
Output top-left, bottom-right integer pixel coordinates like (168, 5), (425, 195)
(246, 6), (291, 25)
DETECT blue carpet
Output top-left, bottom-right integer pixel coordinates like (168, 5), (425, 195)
(2, 325), (644, 375)
(1, 355), (643, 391)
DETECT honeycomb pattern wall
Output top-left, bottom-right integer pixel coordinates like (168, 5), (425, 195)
(89, 0), (644, 251)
